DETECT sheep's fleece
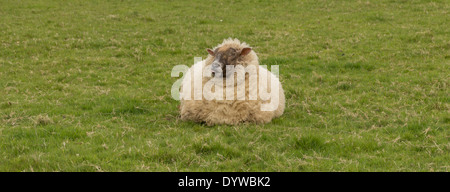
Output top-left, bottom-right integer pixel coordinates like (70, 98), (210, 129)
(180, 38), (285, 125)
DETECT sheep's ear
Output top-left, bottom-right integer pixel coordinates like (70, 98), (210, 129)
(240, 47), (252, 56)
(207, 49), (215, 56)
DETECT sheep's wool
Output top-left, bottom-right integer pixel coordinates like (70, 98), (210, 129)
(180, 38), (285, 125)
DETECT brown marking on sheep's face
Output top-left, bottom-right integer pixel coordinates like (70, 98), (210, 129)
(207, 46), (252, 78)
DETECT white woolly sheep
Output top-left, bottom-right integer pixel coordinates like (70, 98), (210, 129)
(179, 38), (285, 125)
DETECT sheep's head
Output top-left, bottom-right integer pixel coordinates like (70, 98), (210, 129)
(206, 46), (252, 78)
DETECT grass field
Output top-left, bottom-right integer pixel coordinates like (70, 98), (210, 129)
(0, 0), (448, 171)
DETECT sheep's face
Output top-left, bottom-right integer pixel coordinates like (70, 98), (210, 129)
(207, 46), (252, 78)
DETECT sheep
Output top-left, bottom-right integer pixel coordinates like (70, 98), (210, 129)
(179, 38), (285, 125)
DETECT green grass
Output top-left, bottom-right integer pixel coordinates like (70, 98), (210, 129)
(0, 0), (448, 171)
